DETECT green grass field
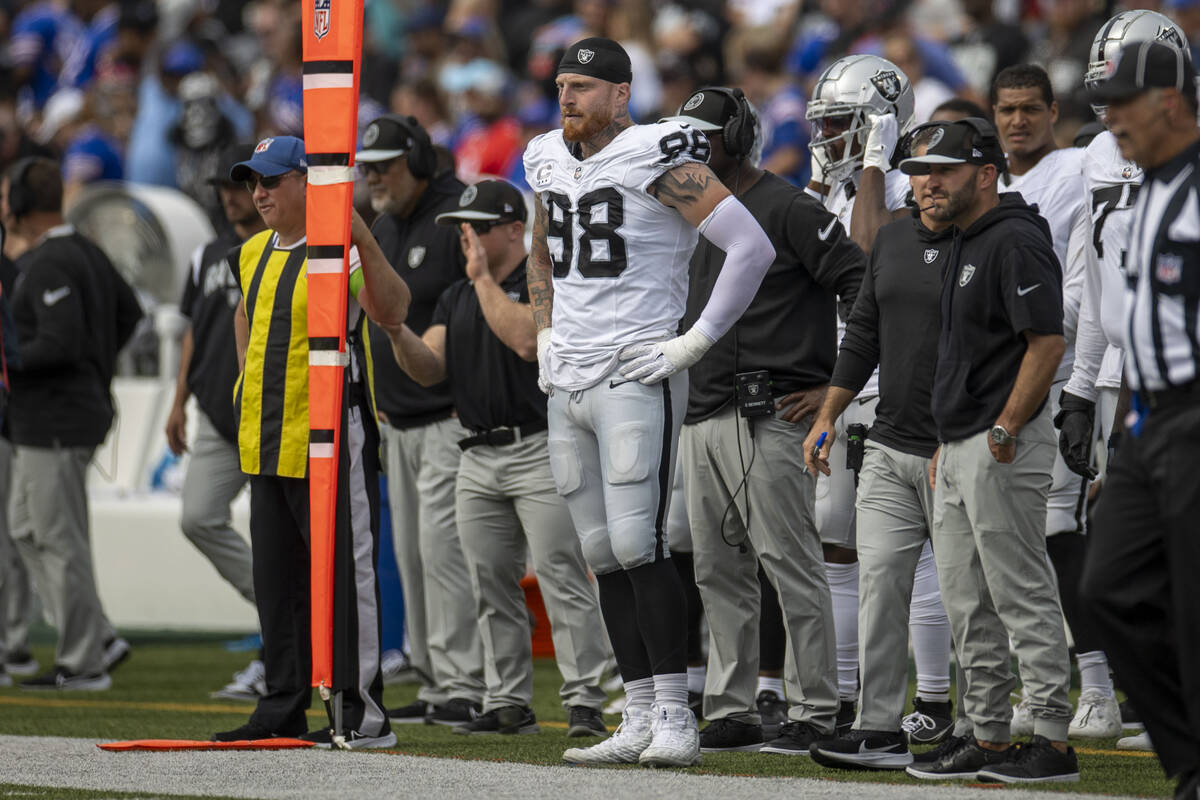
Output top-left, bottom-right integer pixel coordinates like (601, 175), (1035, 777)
(0, 633), (1175, 798)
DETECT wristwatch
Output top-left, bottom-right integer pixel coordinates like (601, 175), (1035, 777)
(989, 424), (1015, 447)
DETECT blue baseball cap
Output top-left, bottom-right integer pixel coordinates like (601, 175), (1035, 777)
(230, 136), (308, 181)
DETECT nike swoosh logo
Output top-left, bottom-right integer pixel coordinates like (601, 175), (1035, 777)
(42, 286), (71, 307)
(1016, 283), (1041, 297)
(817, 218), (838, 241)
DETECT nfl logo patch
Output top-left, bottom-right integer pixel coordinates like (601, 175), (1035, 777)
(1156, 253), (1183, 284)
(314, 0), (330, 40)
(573, 166), (583, 180)
(924, 249), (939, 264)
(1122, 165), (1134, 179)
(255, 138), (273, 154)
(959, 264), (976, 287)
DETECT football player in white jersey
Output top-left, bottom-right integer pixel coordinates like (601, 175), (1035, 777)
(1059, 9), (1189, 752)
(803, 54), (920, 733)
(523, 37), (775, 768)
(989, 63), (1121, 741)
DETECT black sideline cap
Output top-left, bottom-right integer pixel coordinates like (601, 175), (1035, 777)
(900, 119), (1007, 174)
(435, 179), (527, 225)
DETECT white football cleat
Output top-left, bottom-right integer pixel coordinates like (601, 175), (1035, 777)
(638, 703), (701, 768)
(1117, 730), (1154, 751)
(1068, 689), (1121, 739)
(563, 705), (653, 764)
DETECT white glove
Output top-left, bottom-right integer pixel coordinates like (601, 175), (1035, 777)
(863, 112), (899, 172)
(809, 147), (827, 188)
(537, 328), (553, 395)
(618, 327), (715, 385)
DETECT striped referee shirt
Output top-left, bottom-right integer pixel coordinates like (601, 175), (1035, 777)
(1124, 137), (1200, 391)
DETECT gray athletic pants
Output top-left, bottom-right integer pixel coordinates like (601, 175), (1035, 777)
(383, 417), (485, 704)
(181, 410), (254, 603)
(455, 431), (609, 712)
(9, 444), (113, 674)
(681, 408), (839, 732)
(0, 439), (34, 660)
(856, 440), (937, 731)
(932, 407), (1073, 742)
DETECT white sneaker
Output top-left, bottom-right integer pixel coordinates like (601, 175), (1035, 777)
(1117, 730), (1154, 751)
(563, 705), (653, 764)
(1010, 693), (1035, 737)
(1069, 689), (1121, 739)
(638, 703), (701, 768)
(211, 659), (267, 701)
(101, 637), (131, 673)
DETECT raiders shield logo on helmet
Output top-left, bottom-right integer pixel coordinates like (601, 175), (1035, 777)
(408, 246), (426, 269)
(1157, 26), (1185, 49)
(924, 248), (939, 264)
(871, 70), (902, 102)
(578, 48), (595, 64)
(959, 264), (976, 287)
(460, 185), (478, 206)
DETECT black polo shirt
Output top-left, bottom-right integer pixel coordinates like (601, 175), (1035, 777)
(431, 260), (544, 432)
(933, 193), (1064, 442)
(365, 170), (467, 428)
(181, 231), (242, 443)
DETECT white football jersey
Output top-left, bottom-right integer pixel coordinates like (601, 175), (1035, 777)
(523, 122), (708, 390)
(1000, 147), (1088, 381)
(1082, 131), (1140, 352)
(824, 168), (910, 399)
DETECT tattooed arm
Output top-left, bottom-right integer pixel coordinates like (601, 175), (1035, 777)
(648, 162), (734, 227)
(527, 193), (554, 333)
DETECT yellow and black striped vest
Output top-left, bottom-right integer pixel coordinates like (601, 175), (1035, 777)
(233, 230), (375, 478)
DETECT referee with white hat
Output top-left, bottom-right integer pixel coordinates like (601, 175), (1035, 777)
(1080, 39), (1200, 800)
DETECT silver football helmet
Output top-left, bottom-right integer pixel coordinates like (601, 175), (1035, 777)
(806, 54), (915, 184)
(1086, 10), (1188, 119)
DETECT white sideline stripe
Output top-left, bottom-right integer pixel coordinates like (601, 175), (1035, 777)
(309, 443), (335, 458)
(308, 166), (354, 186)
(309, 351), (349, 367)
(307, 258), (344, 274)
(303, 73), (354, 90)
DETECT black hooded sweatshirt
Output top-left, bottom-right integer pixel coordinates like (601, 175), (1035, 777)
(932, 192), (1064, 443)
(832, 214), (956, 458)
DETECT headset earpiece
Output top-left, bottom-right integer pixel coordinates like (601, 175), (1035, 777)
(721, 87), (756, 161)
(5, 158), (36, 219)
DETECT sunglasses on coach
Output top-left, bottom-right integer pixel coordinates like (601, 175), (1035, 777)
(357, 157), (403, 177)
(244, 172), (301, 193)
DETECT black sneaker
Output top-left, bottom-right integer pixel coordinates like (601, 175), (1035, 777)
(905, 736), (1010, 780)
(811, 729), (912, 770)
(452, 705), (539, 735)
(976, 735), (1080, 783)
(699, 717), (764, 753)
(300, 726), (398, 749)
(1176, 769), (1200, 800)
(901, 697), (954, 746)
(567, 706), (606, 737)
(211, 722), (302, 742)
(428, 697), (482, 726)
(911, 733), (968, 765)
(5, 650), (38, 677)
(387, 699), (432, 724)
(756, 690), (788, 739)
(1120, 698), (1144, 731)
(19, 666), (110, 691)
(836, 699), (856, 736)
(760, 720), (827, 756)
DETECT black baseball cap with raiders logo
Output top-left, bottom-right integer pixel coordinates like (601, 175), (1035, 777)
(357, 115), (426, 163)
(662, 89), (741, 131)
(899, 118), (1007, 175)
(556, 37), (632, 84)
(435, 179), (527, 226)
(1087, 39), (1197, 103)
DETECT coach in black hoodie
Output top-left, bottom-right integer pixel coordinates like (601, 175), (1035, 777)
(1, 157), (141, 690)
(896, 119), (1079, 784)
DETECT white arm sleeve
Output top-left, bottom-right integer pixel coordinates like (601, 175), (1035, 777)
(1061, 203), (1090, 345)
(691, 194), (776, 343)
(1065, 257), (1105, 403)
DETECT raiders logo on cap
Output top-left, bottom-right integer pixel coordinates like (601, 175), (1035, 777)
(460, 185), (478, 206)
(362, 123), (380, 148)
(577, 48), (595, 63)
(871, 70), (902, 103)
(929, 127), (945, 147)
(683, 92), (704, 111)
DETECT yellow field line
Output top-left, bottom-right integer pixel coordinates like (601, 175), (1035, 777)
(0, 695), (570, 729)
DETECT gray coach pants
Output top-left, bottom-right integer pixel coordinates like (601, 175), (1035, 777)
(9, 445), (112, 674)
(456, 431), (609, 712)
(0, 439), (34, 660)
(856, 440), (937, 731)
(932, 407), (1073, 742)
(181, 410), (254, 603)
(383, 417), (485, 704)
(681, 408), (839, 732)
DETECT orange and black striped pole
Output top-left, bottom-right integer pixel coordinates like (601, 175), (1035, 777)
(301, 0), (362, 740)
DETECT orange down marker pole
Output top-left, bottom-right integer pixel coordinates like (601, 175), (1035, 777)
(301, 0), (362, 700)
